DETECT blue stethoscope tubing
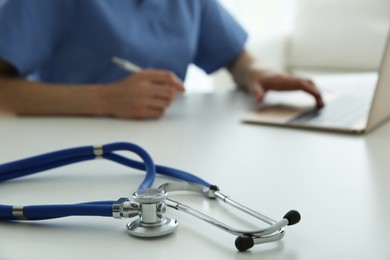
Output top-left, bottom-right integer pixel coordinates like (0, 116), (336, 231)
(0, 142), (210, 221)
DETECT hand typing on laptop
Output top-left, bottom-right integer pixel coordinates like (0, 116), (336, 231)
(228, 50), (324, 109)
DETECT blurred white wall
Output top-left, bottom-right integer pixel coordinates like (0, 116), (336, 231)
(222, 0), (295, 70)
(288, 0), (390, 71)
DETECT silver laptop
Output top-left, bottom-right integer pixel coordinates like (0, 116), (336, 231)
(241, 33), (390, 134)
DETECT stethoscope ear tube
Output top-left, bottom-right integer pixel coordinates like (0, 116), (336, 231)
(161, 183), (301, 251)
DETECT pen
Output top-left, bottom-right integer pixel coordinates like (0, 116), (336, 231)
(112, 56), (142, 73)
(112, 56), (186, 92)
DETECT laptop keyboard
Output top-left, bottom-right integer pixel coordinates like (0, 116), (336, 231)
(288, 96), (371, 127)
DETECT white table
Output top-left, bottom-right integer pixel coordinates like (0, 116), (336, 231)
(1, 90), (389, 260)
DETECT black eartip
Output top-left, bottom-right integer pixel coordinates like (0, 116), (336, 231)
(283, 210), (301, 225)
(235, 235), (254, 252)
(209, 185), (219, 191)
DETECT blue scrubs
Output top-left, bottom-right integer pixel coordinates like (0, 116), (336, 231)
(0, 0), (247, 84)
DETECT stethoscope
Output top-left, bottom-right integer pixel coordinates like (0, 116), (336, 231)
(0, 142), (300, 251)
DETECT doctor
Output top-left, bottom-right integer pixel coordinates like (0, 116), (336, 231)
(0, 0), (323, 119)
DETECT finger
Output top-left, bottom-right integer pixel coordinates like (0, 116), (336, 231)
(138, 81), (177, 103)
(248, 80), (265, 102)
(300, 79), (324, 108)
(134, 107), (165, 120)
(137, 70), (185, 92)
(269, 76), (325, 108)
(146, 96), (172, 110)
(145, 107), (165, 119)
(139, 86), (176, 109)
(151, 85), (177, 100)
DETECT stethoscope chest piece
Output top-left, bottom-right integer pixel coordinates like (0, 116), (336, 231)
(126, 188), (178, 237)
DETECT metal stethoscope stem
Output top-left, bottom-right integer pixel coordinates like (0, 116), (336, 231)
(113, 183), (300, 251)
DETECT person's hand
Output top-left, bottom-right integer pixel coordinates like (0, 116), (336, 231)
(103, 70), (185, 119)
(245, 69), (324, 108)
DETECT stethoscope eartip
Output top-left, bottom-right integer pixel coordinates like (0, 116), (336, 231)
(235, 235), (254, 252)
(283, 210), (301, 226)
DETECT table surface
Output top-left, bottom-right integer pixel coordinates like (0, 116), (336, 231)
(1, 77), (389, 260)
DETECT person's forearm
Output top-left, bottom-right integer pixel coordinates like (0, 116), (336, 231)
(227, 49), (268, 90)
(0, 76), (108, 116)
(227, 50), (255, 89)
